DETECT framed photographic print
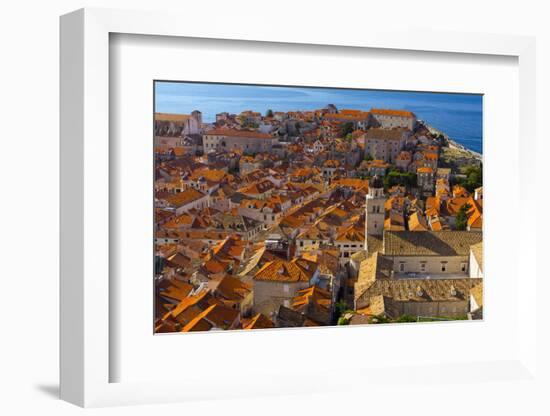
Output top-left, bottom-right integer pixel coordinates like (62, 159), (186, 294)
(152, 80), (484, 333)
(60, 7), (540, 409)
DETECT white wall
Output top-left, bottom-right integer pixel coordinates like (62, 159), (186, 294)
(1, 1), (549, 415)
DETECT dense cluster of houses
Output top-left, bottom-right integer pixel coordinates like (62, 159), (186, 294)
(154, 104), (483, 333)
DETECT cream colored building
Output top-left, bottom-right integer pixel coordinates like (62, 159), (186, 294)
(203, 128), (278, 154)
(155, 111), (203, 136)
(252, 258), (318, 318)
(383, 230), (482, 275)
(365, 176), (385, 239)
(355, 278), (480, 318)
(353, 249), (483, 319)
(370, 109), (417, 130)
(417, 166), (435, 192)
(363, 128), (409, 163)
(161, 188), (209, 215)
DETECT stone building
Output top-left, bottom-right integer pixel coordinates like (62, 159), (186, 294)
(370, 108), (417, 130)
(161, 188), (209, 215)
(355, 276), (481, 319)
(383, 230), (482, 275)
(417, 166), (435, 193)
(365, 175), (385, 239)
(202, 128), (278, 154)
(155, 111), (203, 136)
(335, 225), (365, 266)
(252, 258), (318, 319)
(363, 128), (409, 163)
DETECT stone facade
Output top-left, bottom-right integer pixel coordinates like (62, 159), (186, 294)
(363, 128), (409, 163)
(253, 280), (310, 318)
(370, 109), (417, 130)
(391, 255), (470, 274)
(203, 129), (278, 154)
(365, 177), (385, 239)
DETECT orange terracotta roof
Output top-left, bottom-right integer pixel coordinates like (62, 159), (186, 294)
(204, 128), (273, 139)
(291, 285), (332, 310)
(243, 313), (274, 330)
(209, 274), (251, 301)
(163, 188), (206, 207)
(335, 225), (365, 242)
(254, 258), (316, 283)
(158, 280), (194, 303)
(331, 178), (370, 190)
(371, 108), (415, 118)
(162, 213), (194, 229)
(240, 180), (275, 195)
(408, 211), (429, 231)
(203, 258), (228, 275)
(172, 148), (187, 156)
(180, 304), (217, 332)
(163, 290), (210, 321)
(364, 128), (406, 141)
(190, 168), (226, 183)
(396, 151), (412, 160)
(155, 112), (192, 122)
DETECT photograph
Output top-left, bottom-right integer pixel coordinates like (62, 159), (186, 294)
(2, 0), (546, 412)
(153, 81), (483, 333)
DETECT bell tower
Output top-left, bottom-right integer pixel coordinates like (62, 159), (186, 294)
(365, 175), (385, 247)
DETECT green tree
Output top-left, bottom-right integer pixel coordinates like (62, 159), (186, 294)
(455, 203), (472, 230)
(455, 164), (482, 192)
(340, 122), (354, 137)
(265, 109), (274, 118)
(383, 169), (417, 190)
(436, 133), (448, 147)
(337, 316), (350, 325)
(334, 300), (348, 319)
(395, 315), (417, 323)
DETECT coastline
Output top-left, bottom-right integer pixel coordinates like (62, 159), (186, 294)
(420, 120), (482, 162)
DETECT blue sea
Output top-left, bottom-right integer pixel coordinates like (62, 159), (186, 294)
(155, 82), (483, 154)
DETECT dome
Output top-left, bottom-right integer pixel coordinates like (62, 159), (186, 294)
(369, 175), (383, 189)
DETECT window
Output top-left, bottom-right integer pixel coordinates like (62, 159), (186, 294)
(441, 262), (447, 272)
(420, 262), (426, 272)
(399, 262), (405, 272)
(461, 263), (468, 272)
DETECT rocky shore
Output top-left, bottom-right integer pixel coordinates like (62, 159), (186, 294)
(421, 121), (482, 159)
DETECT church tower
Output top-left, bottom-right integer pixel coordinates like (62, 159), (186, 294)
(365, 175), (385, 247)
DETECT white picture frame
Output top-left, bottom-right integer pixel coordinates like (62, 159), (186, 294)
(60, 7), (540, 408)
